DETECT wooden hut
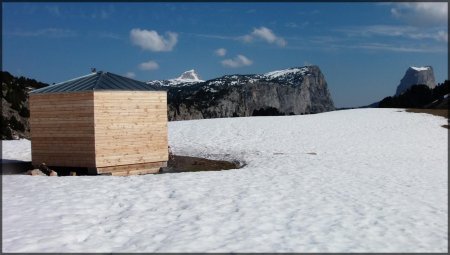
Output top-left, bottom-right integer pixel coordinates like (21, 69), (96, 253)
(29, 71), (168, 176)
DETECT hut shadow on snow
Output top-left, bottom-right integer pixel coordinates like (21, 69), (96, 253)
(1, 159), (33, 175)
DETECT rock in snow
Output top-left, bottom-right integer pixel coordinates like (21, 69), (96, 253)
(395, 66), (436, 96)
(26, 169), (46, 176)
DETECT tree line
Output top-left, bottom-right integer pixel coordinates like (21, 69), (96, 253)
(379, 80), (449, 109)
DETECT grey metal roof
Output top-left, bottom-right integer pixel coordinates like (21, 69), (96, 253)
(30, 71), (156, 94)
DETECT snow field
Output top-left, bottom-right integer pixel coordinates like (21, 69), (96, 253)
(2, 108), (448, 252)
(2, 139), (31, 162)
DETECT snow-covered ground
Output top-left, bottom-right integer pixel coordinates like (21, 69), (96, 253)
(2, 139), (31, 162)
(2, 108), (448, 252)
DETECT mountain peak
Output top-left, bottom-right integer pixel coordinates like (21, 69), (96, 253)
(396, 66), (436, 96)
(176, 69), (202, 81)
(147, 69), (204, 87)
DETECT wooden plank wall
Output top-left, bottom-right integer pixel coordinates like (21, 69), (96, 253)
(29, 92), (96, 167)
(93, 91), (168, 168)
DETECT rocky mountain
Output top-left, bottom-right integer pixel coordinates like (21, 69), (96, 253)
(147, 69), (204, 87)
(149, 65), (335, 121)
(2, 71), (48, 139)
(396, 66), (436, 96)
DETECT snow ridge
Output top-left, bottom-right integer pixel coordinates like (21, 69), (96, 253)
(410, 66), (431, 71)
(264, 67), (308, 79)
(148, 66), (313, 88)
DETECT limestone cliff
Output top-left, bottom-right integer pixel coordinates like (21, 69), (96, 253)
(149, 66), (335, 121)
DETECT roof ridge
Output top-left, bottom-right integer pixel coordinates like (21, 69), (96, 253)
(93, 71), (105, 90)
(30, 71), (157, 94)
(56, 72), (97, 86)
(30, 72), (98, 94)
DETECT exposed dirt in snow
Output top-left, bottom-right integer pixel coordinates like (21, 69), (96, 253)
(162, 155), (242, 174)
(1, 153), (242, 176)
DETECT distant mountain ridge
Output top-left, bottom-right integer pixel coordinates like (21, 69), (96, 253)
(149, 65), (335, 120)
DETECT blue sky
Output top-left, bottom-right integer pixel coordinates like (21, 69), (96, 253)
(2, 2), (448, 107)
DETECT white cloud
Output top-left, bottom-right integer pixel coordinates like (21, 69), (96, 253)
(285, 22), (298, 28)
(352, 42), (446, 53)
(221, 55), (253, 68)
(185, 32), (235, 40)
(130, 28), (178, 52)
(90, 6), (115, 20)
(242, 26), (286, 47)
(139, 60), (159, 71)
(98, 32), (121, 40)
(125, 72), (136, 78)
(10, 28), (77, 38)
(285, 22), (309, 29)
(390, 2), (448, 26)
(409, 29), (448, 43)
(214, 48), (227, 57)
(338, 25), (448, 43)
(241, 34), (253, 43)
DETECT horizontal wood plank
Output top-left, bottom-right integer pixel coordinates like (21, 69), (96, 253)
(96, 161), (166, 174)
(30, 91), (168, 170)
(30, 92), (96, 167)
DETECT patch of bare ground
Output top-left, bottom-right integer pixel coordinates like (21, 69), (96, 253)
(160, 155), (242, 174)
(404, 108), (449, 129)
(2, 155), (242, 176)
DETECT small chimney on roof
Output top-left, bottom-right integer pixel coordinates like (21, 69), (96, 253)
(91, 68), (97, 73)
